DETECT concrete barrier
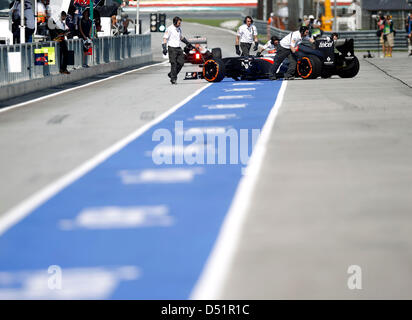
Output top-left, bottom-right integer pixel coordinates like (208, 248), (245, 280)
(0, 53), (152, 102)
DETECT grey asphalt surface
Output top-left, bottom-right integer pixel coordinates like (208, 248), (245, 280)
(220, 52), (412, 299)
(132, 10), (245, 24)
(0, 21), (236, 216)
(1, 17), (412, 299)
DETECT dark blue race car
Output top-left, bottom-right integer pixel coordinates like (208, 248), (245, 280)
(196, 37), (360, 82)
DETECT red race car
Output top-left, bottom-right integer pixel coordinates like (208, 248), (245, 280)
(183, 36), (222, 64)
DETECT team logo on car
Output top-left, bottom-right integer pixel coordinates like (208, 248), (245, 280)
(324, 56), (334, 65)
(241, 61), (251, 70)
(319, 41), (333, 48)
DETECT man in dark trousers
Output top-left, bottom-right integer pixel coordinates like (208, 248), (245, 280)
(48, 11), (70, 74)
(269, 26), (312, 80)
(162, 16), (193, 84)
(235, 16), (258, 56)
(11, 0), (35, 43)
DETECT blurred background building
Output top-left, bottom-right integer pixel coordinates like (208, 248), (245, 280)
(361, 0), (412, 29)
(258, 0), (412, 31)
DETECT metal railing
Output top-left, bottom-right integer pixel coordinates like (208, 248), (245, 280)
(0, 34), (151, 87)
(254, 20), (409, 51)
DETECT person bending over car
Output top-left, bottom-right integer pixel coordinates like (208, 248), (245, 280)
(235, 16), (259, 56)
(269, 26), (313, 80)
(162, 16), (194, 84)
(256, 35), (279, 56)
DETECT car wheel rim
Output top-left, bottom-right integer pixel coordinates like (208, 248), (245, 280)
(298, 57), (312, 79)
(203, 60), (219, 81)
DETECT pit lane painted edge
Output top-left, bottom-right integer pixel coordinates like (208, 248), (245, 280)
(191, 80), (288, 299)
(0, 81), (211, 236)
(0, 78), (286, 299)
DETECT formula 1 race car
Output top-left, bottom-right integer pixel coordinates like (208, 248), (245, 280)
(198, 36), (359, 82)
(183, 36), (222, 65)
(296, 37), (360, 79)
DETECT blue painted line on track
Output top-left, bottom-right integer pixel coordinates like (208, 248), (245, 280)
(0, 79), (283, 299)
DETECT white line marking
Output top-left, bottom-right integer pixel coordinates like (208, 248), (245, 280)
(176, 127), (228, 135)
(232, 82), (263, 86)
(193, 114), (236, 120)
(0, 82), (212, 236)
(118, 168), (204, 184)
(190, 81), (288, 300)
(0, 61), (169, 114)
(203, 104), (246, 110)
(0, 266), (140, 299)
(151, 144), (215, 156)
(59, 205), (173, 230)
(216, 95), (253, 100)
(224, 88), (256, 92)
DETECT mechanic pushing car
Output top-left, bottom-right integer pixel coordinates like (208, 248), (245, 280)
(256, 35), (280, 57)
(235, 16), (259, 56)
(269, 26), (313, 80)
(162, 16), (194, 84)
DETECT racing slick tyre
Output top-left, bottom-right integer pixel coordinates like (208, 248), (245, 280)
(338, 56), (360, 78)
(212, 48), (222, 59)
(203, 58), (225, 82)
(321, 67), (334, 79)
(297, 55), (322, 79)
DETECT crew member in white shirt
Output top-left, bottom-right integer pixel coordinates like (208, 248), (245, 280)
(49, 11), (70, 74)
(235, 16), (259, 56)
(162, 16), (193, 84)
(270, 26), (312, 80)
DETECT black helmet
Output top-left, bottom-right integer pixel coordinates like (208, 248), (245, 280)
(299, 25), (309, 35)
(331, 32), (339, 40)
(270, 35), (279, 44)
(173, 16), (182, 26)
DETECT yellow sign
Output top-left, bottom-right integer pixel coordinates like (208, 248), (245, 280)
(42, 47), (56, 65)
(34, 47), (56, 65)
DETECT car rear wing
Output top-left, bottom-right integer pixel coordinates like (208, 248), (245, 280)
(187, 37), (207, 45)
(335, 38), (355, 59)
